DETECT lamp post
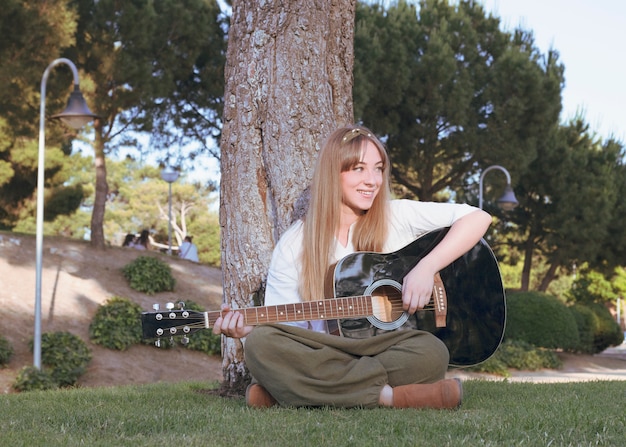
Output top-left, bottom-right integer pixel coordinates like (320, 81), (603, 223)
(479, 165), (519, 210)
(35, 58), (97, 368)
(160, 167), (180, 255)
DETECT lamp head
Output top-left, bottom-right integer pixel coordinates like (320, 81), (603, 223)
(51, 85), (98, 129)
(497, 185), (519, 211)
(160, 166), (180, 183)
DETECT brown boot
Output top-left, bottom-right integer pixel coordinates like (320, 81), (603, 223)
(392, 378), (462, 409)
(245, 384), (278, 408)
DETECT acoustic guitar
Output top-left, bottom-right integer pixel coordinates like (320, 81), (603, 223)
(141, 228), (506, 367)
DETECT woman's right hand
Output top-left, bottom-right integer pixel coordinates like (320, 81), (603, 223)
(212, 304), (254, 338)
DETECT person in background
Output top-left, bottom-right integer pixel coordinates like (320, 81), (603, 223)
(213, 124), (492, 410)
(133, 229), (151, 250)
(122, 233), (136, 248)
(178, 236), (199, 262)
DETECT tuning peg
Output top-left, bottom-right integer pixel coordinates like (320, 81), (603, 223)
(177, 301), (185, 309)
(166, 302), (174, 310)
(152, 304), (160, 311)
(181, 335), (190, 345)
(155, 339), (161, 348)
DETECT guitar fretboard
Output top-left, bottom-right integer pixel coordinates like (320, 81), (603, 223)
(206, 295), (378, 326)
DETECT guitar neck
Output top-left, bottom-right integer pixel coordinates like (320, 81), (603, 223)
(206, 295), (377, 327)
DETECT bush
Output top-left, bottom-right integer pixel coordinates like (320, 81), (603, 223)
(181, 300), (222, 356)
(37, 331), (92, 387)
(585, 302), (624, 352)
(13, 366), (58, 392)
(89, 296), (143, 350)
(467, 340), (561, 375)
(466, 355), (511, 377)
(505, 291), (579, 351)
(495, 340), (561, 370)
(122, 256), (176, 294)
(0, 334), (13, 366)
(569, 304), (598, 353)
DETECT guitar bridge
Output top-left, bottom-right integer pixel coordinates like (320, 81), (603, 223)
(432, 272), (447, 327)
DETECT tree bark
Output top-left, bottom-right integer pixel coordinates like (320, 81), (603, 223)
(219, 0), (355, 392)
(520, 232), (538, 292)
(90, 121), (108, 249)
(538, 259), (559, 292)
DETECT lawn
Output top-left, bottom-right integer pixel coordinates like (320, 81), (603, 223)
(1, 379), (625, 446)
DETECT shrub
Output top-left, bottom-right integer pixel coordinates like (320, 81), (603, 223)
(585, 302), (624, 352)
(505, 291), (579, 351)
(466, 355), (511, 377)
(0, 334), (13, 366)
(467, 340), (561, 375)
(122, 256), (176, 294)
(181, 300), (222, 356)
(89, 296), (143, 350)
(13, 366), (58, 392)
(495, 340), (561, 370)
(36, 331), (92, 387)
(569, 304), (597, 353)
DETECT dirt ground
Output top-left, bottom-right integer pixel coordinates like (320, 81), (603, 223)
(1, 231), (624, 394)
(0, 232), (224, 394)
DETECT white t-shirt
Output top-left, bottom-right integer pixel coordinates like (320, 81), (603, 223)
(264, 199), (479, 333)
(179, 241), (199, 262)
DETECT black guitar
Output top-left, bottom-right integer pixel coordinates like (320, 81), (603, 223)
(141, 228), (506, 367)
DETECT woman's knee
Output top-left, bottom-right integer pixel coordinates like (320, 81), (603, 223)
(244, 325), (284, 366)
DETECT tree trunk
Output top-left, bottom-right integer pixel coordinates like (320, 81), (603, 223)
(219, 0), (355, 392)
(90, 121), (108, 249)
(538, 259), (559, 292)
(520, 236), (535, 291)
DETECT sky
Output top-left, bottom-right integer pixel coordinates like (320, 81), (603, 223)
(480, 0), (626, 141)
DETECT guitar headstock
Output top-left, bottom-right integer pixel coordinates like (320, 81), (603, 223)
(141, 302), (207, 347)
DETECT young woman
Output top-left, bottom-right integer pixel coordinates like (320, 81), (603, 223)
(214, 125), (492, 409)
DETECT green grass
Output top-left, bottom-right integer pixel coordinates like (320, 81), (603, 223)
(1, 380), (625, 446)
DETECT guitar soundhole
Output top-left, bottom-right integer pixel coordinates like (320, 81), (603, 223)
(373, 285), (404, 322)
(365, 279), (409, 330)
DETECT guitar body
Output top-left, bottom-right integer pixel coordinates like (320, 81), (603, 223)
(330, 228), (506, 367)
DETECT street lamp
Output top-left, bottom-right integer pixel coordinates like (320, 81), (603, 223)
(479, 165), (519, 210)
(35, 58), (97, 368)
(160, 166), (180, 255)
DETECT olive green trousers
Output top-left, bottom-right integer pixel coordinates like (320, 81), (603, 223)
(244, 324), (449, 408)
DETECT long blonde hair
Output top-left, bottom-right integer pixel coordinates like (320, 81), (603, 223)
(299, 125), (391, 302)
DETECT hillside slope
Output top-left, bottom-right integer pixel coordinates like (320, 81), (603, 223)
(0, 232), (224, 394)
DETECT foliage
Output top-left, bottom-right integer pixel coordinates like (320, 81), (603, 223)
(468, 339), (561, 375)
(0, 0), (84, 229)
(121, 256), (176, 294)
(354, 0), (563, 202)
(2, 381), (626, 446)
(493, 340), (561, 371)
(12, 366), (58, 392)
(70, 0), (227, 247)
(568, 304), (598, 354)
(103, 158), (221, 265)
(497, 254), (574, 296)
(41, 331), (92, 387)
(25, 331), (92, 388)
(504, 291), (579, 351)
(179, 300), (222, 356)
(89, 296), (144, 350)
(506, 122), (626, 291)
(583, 302), (624, 352)
(465, 354), (510, 377)
(567, 266), (626, 304)
(0, 334), (13, 366)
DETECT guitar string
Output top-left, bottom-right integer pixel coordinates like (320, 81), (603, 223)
(158, 304), (438, 332)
